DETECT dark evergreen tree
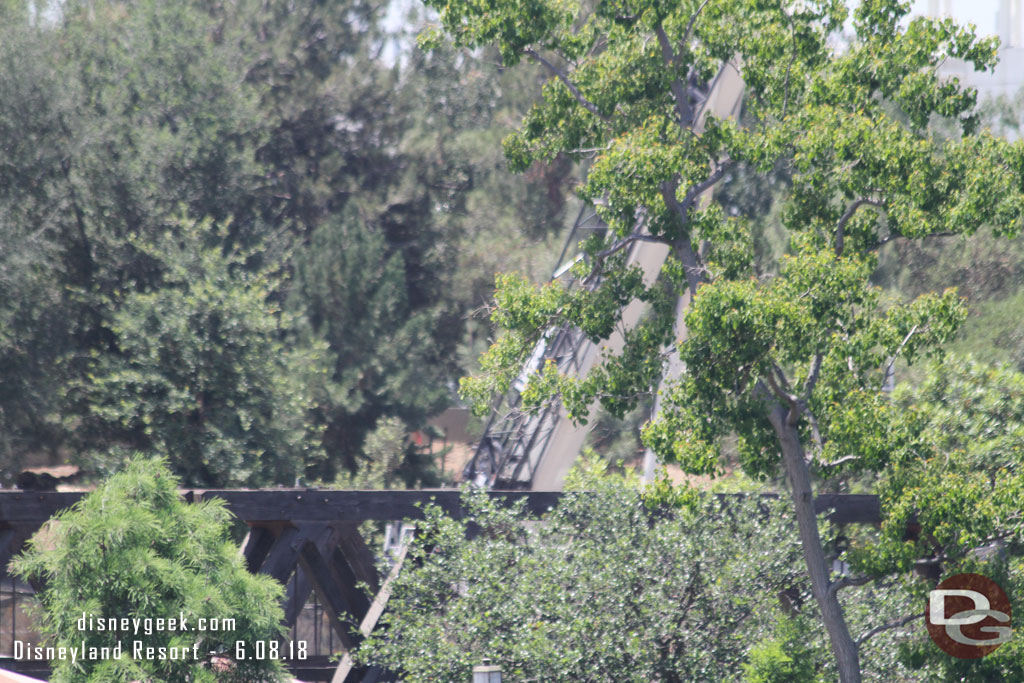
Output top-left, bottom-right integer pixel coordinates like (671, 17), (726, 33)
(0, 0), (575, 485)
(66, 222), (328, 488)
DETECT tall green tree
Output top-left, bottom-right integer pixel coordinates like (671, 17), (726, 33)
(231, 0), (576, 476)
(66, 222), (328, 488)
(291, 209), (453, 476)
(848, 357), (1024, 681)
(222, 0), (394, 236)
(0, 0), (270, 478)
(0, 0), (575, 483)
(430, 0), (1024, 679)
(11, 456), (289, 683)
(0, 10), (92, 471)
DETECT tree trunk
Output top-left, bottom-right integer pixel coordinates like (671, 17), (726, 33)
(768, 404), (862, 683)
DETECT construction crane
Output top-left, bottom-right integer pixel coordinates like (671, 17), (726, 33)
(463, 62), (745, 492)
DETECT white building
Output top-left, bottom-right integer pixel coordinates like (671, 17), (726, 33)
(938, 47), (1024, 101)
(924, 0), (1024, 101)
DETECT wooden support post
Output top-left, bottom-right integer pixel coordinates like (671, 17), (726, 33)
(330, 547), (371, 623)
(331, 539), (410, 683)
(297, 541), (361, 650)
(358, 666), (384, 682)
(283, 523), (345, 627)
(240, 525), (276, 573)
(0, 525), (42, 586)
(0, 527), (17, 577)
(257, 526), (304, 584)
(0, 525), (46, 594)
(336, 524), (379, 595)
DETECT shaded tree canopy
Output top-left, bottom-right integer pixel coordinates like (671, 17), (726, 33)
(0, 0), (576, 485)
(65, 222), (329, 488)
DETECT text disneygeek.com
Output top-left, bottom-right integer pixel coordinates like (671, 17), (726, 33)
(13, 612), (308, 663)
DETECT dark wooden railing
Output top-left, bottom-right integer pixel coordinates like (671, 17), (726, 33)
(0, 489), (880, 682)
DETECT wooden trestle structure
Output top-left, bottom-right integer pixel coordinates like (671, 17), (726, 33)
(0, 489), (880, 682)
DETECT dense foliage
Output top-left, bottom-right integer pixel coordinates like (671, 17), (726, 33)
(356, 463), (811, 682)
(65, 223), (329, 487)
(854, 358), (1024, 680)
(11, 457), (288, 682)
(423, 0), (1024, 679)
(0, 0), (574, 485)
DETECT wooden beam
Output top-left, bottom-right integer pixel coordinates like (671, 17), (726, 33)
(0, 492), (85, 523)
(0, 490), (562, 525)
(297, 541), (360, 650)
(331, 540), (410, 683)
(194, 490), (563, 524)
(0, 489), (887, 527)
(0, 490), (890, 521)
(814, 494), (881, 525)
(335, 524), (379, 595)
(257, 526), (304, 584)
(240, 526), (276, 573)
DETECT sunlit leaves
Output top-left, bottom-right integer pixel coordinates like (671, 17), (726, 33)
(427, 0), (1024, 671)
(356, 466), (808, 681)
(11, 457), (289, 683)
(442, 0), (1024, 456)
(847, 359), (1024, 594)
(424, 0), (575, 65)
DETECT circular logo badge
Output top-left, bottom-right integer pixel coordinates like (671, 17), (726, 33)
(926, 573), (1012, 659)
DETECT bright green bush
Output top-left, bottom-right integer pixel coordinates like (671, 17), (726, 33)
(12, 456), (290, 683)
